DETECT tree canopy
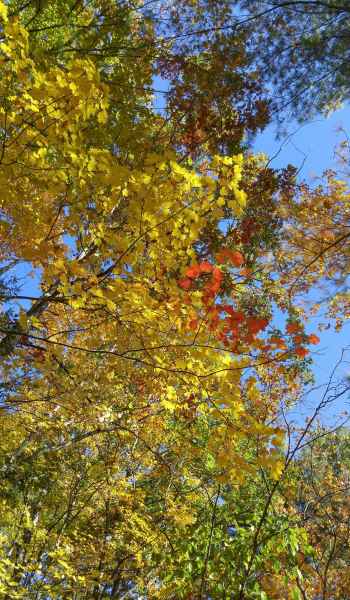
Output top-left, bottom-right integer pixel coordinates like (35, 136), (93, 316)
(0, 0), (350, 598)
(239, 0), (350, 123)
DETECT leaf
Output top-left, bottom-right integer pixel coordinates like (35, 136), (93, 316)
(216, 248), (244, 267)
(295, 346), (309, 358)
(270, 336), (287, 349)
(229, 250), (244, 267)
(179, 278), (192, 290)
(198, 261), (213, 273)
(246, 317), (269, 334)
(308, 333), (320, 345)
(0, 1), (7, 22)
(186, 264), (201, 279)
(286, 322), (302, 334)
(188, 318), (198, 330)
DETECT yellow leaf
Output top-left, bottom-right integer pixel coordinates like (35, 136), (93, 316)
(0, 2), (8, 22)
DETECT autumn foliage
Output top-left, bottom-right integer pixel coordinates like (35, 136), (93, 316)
(0, 1), (349, 599)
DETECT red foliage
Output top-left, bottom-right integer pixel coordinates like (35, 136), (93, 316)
(295, 347), (309, 358)
(286, 322), (302, 335)
(216, 248), (244, 267)
(246, 316), (269, 335)
(179, 278), (192, 290)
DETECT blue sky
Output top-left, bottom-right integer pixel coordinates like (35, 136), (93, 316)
(254, 105), (350, 177)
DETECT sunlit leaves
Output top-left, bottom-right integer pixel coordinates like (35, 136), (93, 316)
(0, 1), (347, 598)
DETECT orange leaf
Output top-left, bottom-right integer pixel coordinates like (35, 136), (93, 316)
(212, 267), (223, 281)
(308, 333), (320, 345)
(179, 278), (192, 290)
(216, 250), (228, 264)
(286, 322), (302, 335)
(270, 336), (287, 349)
(186, 264), (201, 279)
(232, 311), (245, 322)
(209, 283), (220, 294)
(295, 346), (309, 358)
(188, 319), (198, 331)
(216, 249), (244, 267)
(199, 261), (213, 273)
(229, 250), (244, 267)
(247, 317), (269, 334)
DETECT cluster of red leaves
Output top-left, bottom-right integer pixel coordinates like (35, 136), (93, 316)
(285, 322), (320, 358)
(179, 262), (320, 359)
(179, 252), (244, 290)
(265, 324), (320, 357)
(179, 259), (269, 349)
(178, 260), (222, 296)
(217, 305), (269, 349)
(187, 303), (269, 351)
(216, 249), (244, 267)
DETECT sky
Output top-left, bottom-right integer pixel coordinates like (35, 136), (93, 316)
(253, 105), (350, 178)
(253, 105), (350, 425)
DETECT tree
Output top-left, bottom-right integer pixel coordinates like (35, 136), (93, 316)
(238, 0), (350, 124)
(1, 1), (349, 598)
(0, 2), (300, 597)
(295, 427), (350, 599)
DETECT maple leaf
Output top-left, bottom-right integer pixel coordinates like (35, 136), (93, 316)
(229, 250), (244, 267)
(308, 333), (320, 345)
(186, 264), (201, 279)
(179, 278), (192, 290)
(199, 261), (213, 273)
(247, 316), (269, 334)
(212, 267), (223, 282)
(270, 336), (287, 349)
(216, 249), (244, 267)
(286, 322), (303, 334)
(188, 319), (198, 330)
(295, 346), (310, 358)
(216, 250), (228, 264)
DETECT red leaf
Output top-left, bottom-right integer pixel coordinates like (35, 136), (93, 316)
(188, 319), (198, 331)
(199, 261), (213, 273)
(295, 346), (309, 358)
(229, 250), (244, 267)
(186, 264), (201, 279)
(247, 317), (269, 334)
(179, 278), (192, 290)
(231, 311), (245, 322)
(286, 322), (302, 335)
(221, 304), (235, 316)
(216, 250), (229, 264)
(270, 336), (287, 349)
(209, 284), (220, 294)
(216, 249), (244, 267)
(212, 267), (223, 281)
